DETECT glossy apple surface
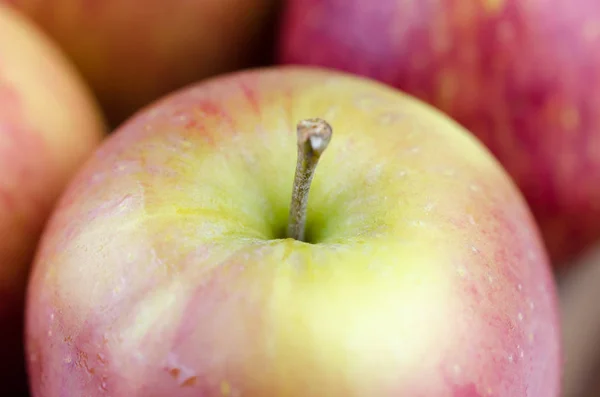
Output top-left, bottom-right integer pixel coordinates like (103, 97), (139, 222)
(26, 67), (560, 396)
(3, 0), (281, 126)
(277, 0), (600, 267)
(0, 4), (105, 395)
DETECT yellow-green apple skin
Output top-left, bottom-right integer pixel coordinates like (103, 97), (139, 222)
(0, 4), (105, 395)
(25, 67), (561, 396)
(2, 0), (281, 126)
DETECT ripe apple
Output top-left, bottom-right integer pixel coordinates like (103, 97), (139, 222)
(0, 4), (105, 394)
(2, 0), (281, 126)
(25, 67), (561, 396)
(277, 0), (600, 267)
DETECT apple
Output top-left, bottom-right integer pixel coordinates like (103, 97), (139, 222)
(2, 0), (282, 126)
(0, 4), (105, 395)
(25, 67), (560, 396)
(277, 0), (600, 267)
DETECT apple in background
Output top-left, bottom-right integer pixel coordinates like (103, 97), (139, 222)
(2, 0), (282, 127)
(0, 4), (105, 395)
(26, 66), (560, 396)
(277, 0), (600, 268)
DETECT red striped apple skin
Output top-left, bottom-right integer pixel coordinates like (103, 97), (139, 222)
(26, 67), (560, 397)
(2, 0), (281, 126)
(0, 4), (105, 395)
(277, 0), (600, 268)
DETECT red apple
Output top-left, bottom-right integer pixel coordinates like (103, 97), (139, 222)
(0, 4), (105, 395)
(25, 67), (560, 396)
(3, 0), (281, 126)
(277, 0), (600, 267)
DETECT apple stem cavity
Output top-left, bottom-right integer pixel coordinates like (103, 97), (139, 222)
(287, 118), (333, 242)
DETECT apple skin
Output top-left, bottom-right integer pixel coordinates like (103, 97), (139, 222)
(0, 4), (105, 395)
(25, 66), (560, 396)
(2, 0), (281, 126)
(277, 0), (600, 267)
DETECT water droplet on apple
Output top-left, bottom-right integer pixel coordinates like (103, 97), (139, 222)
(452, 364), (462, 375)
(113, 159), (143, 174)
(366, 163), (383, 185)
(354, 94), (381, 111)
(378, 112), (404, 125)
(517, 312), (524, 321)
(173, 112), (193, 126)
(442, 168), (456, 177)
(508, 354), (514, 363)
(90, 171), (107, 184)
(517, 284), (523, 291)
(324, 105), (339, 120)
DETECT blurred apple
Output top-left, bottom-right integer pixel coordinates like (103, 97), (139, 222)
(277, 0), (600, 267)
(3, 0), (281, 126)
(25, 67), (560, 396)
(0, 4), (105, 395)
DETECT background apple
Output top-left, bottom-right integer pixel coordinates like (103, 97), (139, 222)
(277, 0), (600, 268)
(2, 0), (282, 126)
(0, 4), (105, 395)
(26, 67), (560, 396)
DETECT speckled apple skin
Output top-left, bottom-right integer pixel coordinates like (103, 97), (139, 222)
(0, 4), (105, 395)
(2, 0), (281, 126)
(277, 0), (600, 267)
(26, 67), (560, 397)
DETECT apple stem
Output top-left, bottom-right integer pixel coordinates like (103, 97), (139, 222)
(287, 118), (333, 242)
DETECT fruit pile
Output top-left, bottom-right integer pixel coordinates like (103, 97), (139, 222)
(0, 1), (598, 396)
